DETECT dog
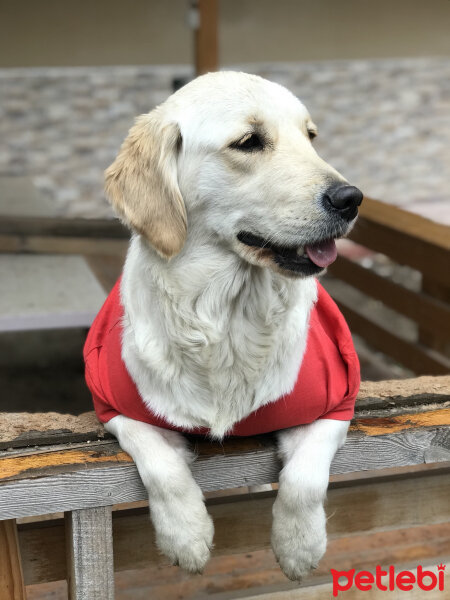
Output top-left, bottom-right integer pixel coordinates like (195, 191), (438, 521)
(84, 71), (362, 580)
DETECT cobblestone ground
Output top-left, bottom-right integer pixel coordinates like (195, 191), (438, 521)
(0, 58), (449, 221)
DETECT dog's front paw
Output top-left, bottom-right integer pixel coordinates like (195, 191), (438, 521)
(150, 495), (214, 573)
(271, 495), (327, 581)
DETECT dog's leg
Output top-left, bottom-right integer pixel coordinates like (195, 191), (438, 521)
(272, 419), (349, 581)
(105, 415), (214, 572)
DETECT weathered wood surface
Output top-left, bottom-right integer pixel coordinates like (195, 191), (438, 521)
(0, 426), (448, 520)
(16, 469), (450, 585)
(0, 377), (448, 518)
(0, 519), (26, 599)
(1, 376), (448, 449)
(65, 506), (114, 600)
(0, 411), (108, 450)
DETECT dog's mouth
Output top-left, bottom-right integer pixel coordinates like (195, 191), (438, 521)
(237, 231), (338, 275)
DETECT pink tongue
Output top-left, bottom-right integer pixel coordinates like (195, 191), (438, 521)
(305, 239), (337, 268)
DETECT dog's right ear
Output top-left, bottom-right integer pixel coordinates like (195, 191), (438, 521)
(105, 109), (187, 259)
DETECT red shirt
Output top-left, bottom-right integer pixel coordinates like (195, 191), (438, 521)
(84, 278), (360, 436)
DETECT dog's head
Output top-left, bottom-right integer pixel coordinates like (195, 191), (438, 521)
(105, 71), (362, 277)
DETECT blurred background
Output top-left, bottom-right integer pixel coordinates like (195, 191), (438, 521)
(0, 2), (449, 597)
(1, 0), (449, 220)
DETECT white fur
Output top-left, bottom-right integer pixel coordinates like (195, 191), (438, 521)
(121, 237), (317, 438)
(273, 419), (349, 579)
(104, 72), (355, 578)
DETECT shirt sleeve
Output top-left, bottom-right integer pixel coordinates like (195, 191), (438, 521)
(85, 347), (120, 424)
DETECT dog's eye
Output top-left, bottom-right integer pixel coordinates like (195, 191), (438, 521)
(231, 133), (264, 152)
(307, 129), (317, 141)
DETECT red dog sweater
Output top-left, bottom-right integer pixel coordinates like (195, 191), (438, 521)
(84, 279), (360, 436)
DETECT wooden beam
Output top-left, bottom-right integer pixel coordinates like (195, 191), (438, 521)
(0, 216), (128, 239)
(420, 277), (450, 357)
(194, 0), (219, 75)
(0, 520), (26, 600)
(336, 302), (450, 375)
(2, 376), (448, 449)
(329, 256), (450, 340)
(65, 507), (114, 600)
(358, 197), (450, 251)
(1, 400), (450, 486)
(17, 470), (450, 585)
(0, 419), (449, 520)
(350, 201), (449, 288)
(0, 234), (127, 256)
(0, 411), (108, 451)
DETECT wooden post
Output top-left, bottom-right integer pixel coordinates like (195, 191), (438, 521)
(0, 520), (26, 600)
(193, 0), (218, 75)
(65, 507), (114, 600)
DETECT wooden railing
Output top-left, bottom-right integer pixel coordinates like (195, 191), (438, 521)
(327, 197), (450, 375)
(0, 377), (449, 598)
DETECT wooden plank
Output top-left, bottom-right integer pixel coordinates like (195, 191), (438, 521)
(0, 234), (127, 256)
(0, 216), (128, 239)
(1, 400), (450, 484)
(25, 523), (450, 599)
(349, 219), (449, 288)
(65, 506), (114, 600)
(0, 411), (107, 450)
(358, 197), (450, 251)
(356, 375), (450, 411)
(17, 471), (450, 585)
(329, 256), (450, 340)
(352, 408), (450, 436)
(0, 421), (449, 520)
(1, 376), (448, 449)
(420, 277), (450, 357)
(194, 0), (219, 75)
(336, 302), (450, 375)
(0, 520), (26, 599)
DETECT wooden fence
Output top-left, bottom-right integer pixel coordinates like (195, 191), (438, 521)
(328, 197), (450, 375)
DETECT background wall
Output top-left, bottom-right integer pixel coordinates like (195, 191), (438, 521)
(1, 0), (450, 68)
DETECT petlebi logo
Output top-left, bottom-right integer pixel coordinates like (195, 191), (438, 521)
(331, 564), (446, 597)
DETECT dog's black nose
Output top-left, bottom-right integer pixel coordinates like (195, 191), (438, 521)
(322, 184), (363, 220)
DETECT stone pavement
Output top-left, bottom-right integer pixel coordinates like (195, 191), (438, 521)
(0, 58), (449, 222)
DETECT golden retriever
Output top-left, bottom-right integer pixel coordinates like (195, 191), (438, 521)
(97, 71), (362, 580)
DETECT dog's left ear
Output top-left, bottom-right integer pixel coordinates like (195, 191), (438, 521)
(105, 109), (187, 259)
